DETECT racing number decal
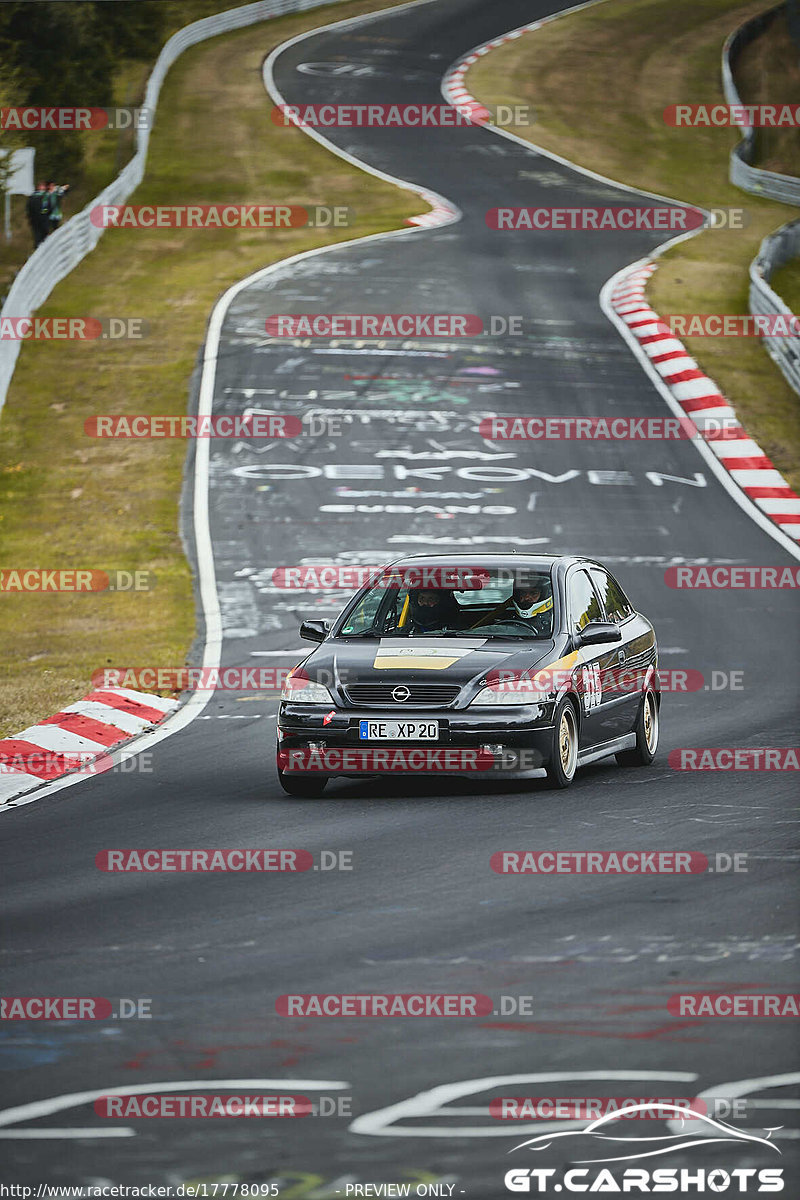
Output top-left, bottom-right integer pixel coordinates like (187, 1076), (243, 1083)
(580, 664), (602, 714)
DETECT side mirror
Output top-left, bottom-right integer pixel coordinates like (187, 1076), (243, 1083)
(300, 620), (329, 643)
(578, 621), (622, 646)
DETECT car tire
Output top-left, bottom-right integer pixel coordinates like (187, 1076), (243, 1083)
(277, 768), (327, 797)
(545, 698), (579, 789)
(616, 687), (659, 768)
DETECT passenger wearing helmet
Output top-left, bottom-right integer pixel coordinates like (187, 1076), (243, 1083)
(406, 587), (460, 633)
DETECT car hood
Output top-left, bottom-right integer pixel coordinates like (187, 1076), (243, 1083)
(304, 636), (561, 692)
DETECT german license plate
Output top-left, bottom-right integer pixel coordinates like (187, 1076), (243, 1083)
(359, 720), (439, 740)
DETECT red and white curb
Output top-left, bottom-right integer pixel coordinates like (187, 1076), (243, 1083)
(610, 262), (800, 542)
(0, 687), (179, 806)
(405, 193), (459, 228)
(442, 22), (541, 114)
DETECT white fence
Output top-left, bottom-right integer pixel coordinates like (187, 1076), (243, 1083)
(0, 0), (348, 413)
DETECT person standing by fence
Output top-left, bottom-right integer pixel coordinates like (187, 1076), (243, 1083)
(25, 181), (50, 248)
(46, 181), (70, 235)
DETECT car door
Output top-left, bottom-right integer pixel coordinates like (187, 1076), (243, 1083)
(590, 564), (656, 733)
(566, 567), (616, 748)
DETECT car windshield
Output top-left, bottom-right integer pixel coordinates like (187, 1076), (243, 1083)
(337, 565), (555, 640)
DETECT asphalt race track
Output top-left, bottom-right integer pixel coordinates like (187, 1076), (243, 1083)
(2, 0), (799, 1193)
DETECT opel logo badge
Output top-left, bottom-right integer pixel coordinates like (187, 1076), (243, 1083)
(392, 685), (411, 703)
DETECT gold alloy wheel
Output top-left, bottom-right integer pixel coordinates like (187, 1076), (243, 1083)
(644, 691), (658, 753)
(559, 705), (578, 778)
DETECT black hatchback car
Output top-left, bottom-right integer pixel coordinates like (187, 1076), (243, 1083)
(276, 554), (659, 795)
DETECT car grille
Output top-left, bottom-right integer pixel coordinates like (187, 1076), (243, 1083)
(343, 683), (462, 708)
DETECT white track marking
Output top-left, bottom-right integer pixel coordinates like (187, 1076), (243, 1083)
(348, 1071), (698, 1137)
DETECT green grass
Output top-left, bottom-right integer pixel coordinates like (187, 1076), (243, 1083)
(0, 0), (424, 737)
(735, 5), (800, 176)
(468, 0), (800, 494)
(770, 259), (800, 315)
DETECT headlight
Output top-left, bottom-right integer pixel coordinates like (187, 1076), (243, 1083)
(470, 666), (569, 706)
(471, 683), (545, 706)
(281, 670), (334, 704)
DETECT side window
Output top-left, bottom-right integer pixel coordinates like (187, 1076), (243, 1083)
(590, 567), (634, 624)
(568, 570), (604, 632)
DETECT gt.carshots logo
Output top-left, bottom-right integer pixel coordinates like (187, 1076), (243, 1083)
(503, 1104), (784, 1192)
(504, 1168), (784, 1193)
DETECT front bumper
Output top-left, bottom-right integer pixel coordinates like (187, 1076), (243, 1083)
(277, 701), (556, 777)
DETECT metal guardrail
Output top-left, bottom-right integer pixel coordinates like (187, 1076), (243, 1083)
(723, 3), (800, 395)
(722, 2), (800, 205)
(750, 219), (800, 393)
(0, 0), (349, 413)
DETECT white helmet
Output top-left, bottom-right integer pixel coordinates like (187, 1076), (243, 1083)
(512, 576), (553, 619)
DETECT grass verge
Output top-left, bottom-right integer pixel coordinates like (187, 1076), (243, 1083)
(468, 0), (800, 495)
(0, 0), (424, 738)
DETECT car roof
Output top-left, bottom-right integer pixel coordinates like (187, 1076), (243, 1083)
(383, 553), (592, 568)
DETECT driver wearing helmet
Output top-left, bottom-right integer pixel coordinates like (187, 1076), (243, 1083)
(509, 577), (554, 634)
(470, 572), (553, 634)
(406, 587), (460, 633)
